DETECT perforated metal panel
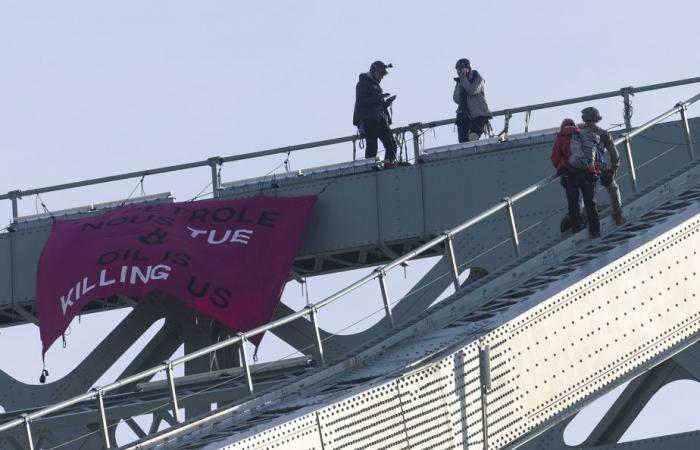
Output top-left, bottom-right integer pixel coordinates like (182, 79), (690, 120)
(194, 184), (699, 450)
(397, 352), (480, 449)
(319, 381), (408, 449)
(491, 215), (700, 448)
(222, 413), (323, 450)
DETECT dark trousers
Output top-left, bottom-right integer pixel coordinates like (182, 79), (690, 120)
(456, 114), (489, 143)
(561, 169), (600, 236)
(362, 119), (397, 160)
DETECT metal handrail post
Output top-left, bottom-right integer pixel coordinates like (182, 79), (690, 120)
(622, 87), (634, 131)
(238, 334), (254, 394)
(443, 231), (461, 292)
(503, 198), (521, 257)
(377, 269), (394, 328)
(309, 307), (325, 366)
(409, 123), (422, 161)
(165, 363), (181, 422)
(678, 103), (696, 160)
(524, 109), (531, 133)
(96, 389), (112, 448)
(623, 135), (638, 192)
(22, 414), (35, 450)
(8, 191), (20, 221)
(208, 157), (222, 198)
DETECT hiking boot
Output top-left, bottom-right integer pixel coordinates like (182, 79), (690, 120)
(560, 215), (571, 233)
(613, 213), (627, 226)
(382, 159), (398, 169)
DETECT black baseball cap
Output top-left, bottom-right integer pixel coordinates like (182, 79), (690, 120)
(455, 58), (471, 69)
(370, 61), (393, 75)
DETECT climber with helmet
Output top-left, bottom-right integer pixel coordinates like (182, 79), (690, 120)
(551, 118), (601, 238)
(453, 58), (493, 143)
(580, 106), (626, 225)
(353, 60), (398, 164)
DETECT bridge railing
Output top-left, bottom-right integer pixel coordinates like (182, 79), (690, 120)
(1, 89), (699, 449)
(1, 76), (699, 222)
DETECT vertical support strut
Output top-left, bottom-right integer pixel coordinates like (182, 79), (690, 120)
(377, 269), (394, 328)
(503, 197), (521, 257)
(309, 306), (325, 366)
(165, 362), (181, 422)
(238, 334), (254, 394)
(9, 190), (20, 221)
(22, 414), (35, 450)
(96, 389), (112, 449)
(500, 112), (512, 142)
(622, 86), (634, 131)
(443, 232), (461, 292)
(678, 102), (696, 161)
(479, 343), (491, 450)
(208, 157), (221, 198)
(410, 124), (422, 161)
(524, 109), (531, 133)
(623, 135), (638, 192)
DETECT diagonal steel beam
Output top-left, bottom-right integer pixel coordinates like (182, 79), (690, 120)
(583, 358), (691, 447)
(671, 341), (700, 380)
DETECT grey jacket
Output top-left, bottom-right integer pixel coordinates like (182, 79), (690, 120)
(453, 70), (492, 119)
(580, 122), (621, 167)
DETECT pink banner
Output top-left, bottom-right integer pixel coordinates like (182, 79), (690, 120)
(36, 195), (317, 357)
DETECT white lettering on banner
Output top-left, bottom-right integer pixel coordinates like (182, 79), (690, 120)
(82, 277), (96, 295)
(186, 227), (254, 245)
(231, 229), (253, 244)
(150, 264), (172, 280)
(99, 270), (116, 286)
(208, 230), (232, 244)
(187, 227), (207, 238)
(131, 266), (150, 284)
(58, 265), (172, 316)
(60, 289), (74, 315)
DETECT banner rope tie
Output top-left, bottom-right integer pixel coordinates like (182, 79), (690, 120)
(122, 173), (147, 206)
(284, 149), (292, 173)
(35, 192), (53, 218)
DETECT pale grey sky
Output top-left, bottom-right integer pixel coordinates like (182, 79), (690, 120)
(1, 0), (699, 446)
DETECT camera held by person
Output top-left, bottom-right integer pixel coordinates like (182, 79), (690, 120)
(452, 58), (493, 142)
(383, 93), (397, 107)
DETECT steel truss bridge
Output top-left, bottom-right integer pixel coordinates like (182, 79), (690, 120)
(0, 77), (699, 449)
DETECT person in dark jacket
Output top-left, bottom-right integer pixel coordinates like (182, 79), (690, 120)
(353, 60), (397, 162)
(551, 118), (601, 237)
(453, 58), (492, 142)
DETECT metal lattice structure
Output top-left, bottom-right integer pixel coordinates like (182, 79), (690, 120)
(0, 80), (699, 450)
(124, 160), (700, 450)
